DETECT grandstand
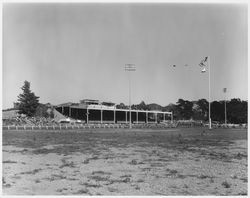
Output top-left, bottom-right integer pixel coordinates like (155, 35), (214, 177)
(55, 99), (173, 124)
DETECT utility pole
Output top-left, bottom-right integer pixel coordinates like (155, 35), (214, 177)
(125, 64), (136, 129)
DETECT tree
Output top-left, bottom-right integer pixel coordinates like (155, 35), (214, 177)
(17, 81), (40, 117)
(116, 103), (127, 109)
(194, 99), (208, 121)
(137, 101), (148, 110)
(171, 98), (247, 123)
(227, 98), (247, 124)
(211, 101), (224, 122)
(176, 99), (193, 119)
(164, 103), (178, 120)
(35, 103), (54, 118)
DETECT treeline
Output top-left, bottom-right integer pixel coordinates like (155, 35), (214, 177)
(11, 81), (247, 124)
(117, 98), (247, 124)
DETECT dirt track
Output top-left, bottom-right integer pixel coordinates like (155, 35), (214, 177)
(2, 128), (248, 195)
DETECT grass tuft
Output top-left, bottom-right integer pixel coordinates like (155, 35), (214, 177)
(20, 168), (42, 175)
(198, 174), (210, 179)
(82, 182), (101, 188)
(122, 177), (131, 183)
(3, 160), (17, 164)
(75, 189), (90, 194)
(83, 159), (90, 164)
(137, 179), (144, 183)
(59, 159), (75, 168)
(222, 181), (231, 188)
(120, 174), (132, 178)
(130, 159), (137, 165)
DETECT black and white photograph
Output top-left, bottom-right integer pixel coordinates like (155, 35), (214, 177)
(2, 2), (248, 196)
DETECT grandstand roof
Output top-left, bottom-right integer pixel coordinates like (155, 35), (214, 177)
(80, 99), (100, 105)
(101, 101), (115, 106)
(69, 104), (172, 114)
(57, 102), (74, 107)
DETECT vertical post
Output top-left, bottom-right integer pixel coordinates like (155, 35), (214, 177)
(223, 87), (227, 126)
(101, 110), (103, 124)
(125, 111), (127, 123)
(129, 72), (132, 129)
(114, 110), (116, 124)
(125, 64), (136, 129)
(208, 56), (212, 129)
(171, 112), (173, 123)
(224, 97), (227, 125)
(136, 111), (138, 124)
(146, 112), (148, 123)
(86, 108), (89, 124)
(225, 101), (227, 125)
(69, 107), (71, 117)
(155, 113), (157, 123)
(163, 113), (165, 122)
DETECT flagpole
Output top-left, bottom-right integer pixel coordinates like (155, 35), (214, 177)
(225, 99), (227, 125)
(129, 71), (131, 129)
(208, 56), (211, 129)
(224, 88), (227, 125)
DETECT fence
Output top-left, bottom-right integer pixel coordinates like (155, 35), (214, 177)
(2, 123), (131, 131)
(3, 122), (245, 131)
(2, 121), (179, 131)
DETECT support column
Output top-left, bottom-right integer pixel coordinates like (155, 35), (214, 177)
(125, 111), (127, 123)
(101, 105), (103, 124)
(163, 113), (165, 122)
(69, 107), (71, 117)
(101, 110), (103, 124)
(114, 110), (116, 124)
(136, 111), (138, 124)
(171, 112), (173, 123)
(146, 112), (148, 123)
(155, 113), (157, 123)
(86, 109), (89, 124)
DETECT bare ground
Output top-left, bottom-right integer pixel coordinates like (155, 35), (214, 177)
(2, 128), (248, 195)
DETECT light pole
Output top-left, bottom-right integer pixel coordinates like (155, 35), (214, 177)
(200, 56), (211, 129)
(208, 56), (211, 130)
(125, 64), (136, 129)
(223, 88), (227, 125)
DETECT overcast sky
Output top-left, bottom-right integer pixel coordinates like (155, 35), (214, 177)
(3, 3), (248, 109)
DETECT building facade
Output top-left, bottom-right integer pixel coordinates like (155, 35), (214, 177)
(56, 99), (173, 124)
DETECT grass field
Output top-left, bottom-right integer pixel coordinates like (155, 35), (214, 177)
(2, 128), (248, 195)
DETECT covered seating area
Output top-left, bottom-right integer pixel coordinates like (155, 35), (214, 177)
(56, 101), (173, 124)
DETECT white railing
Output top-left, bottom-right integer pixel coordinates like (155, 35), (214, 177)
(88, 105), (116, 110)
(2, 122), (179, 131)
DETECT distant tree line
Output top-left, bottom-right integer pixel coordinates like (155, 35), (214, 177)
(117, 98), (247, 124)
(13, 81), (247, 124)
